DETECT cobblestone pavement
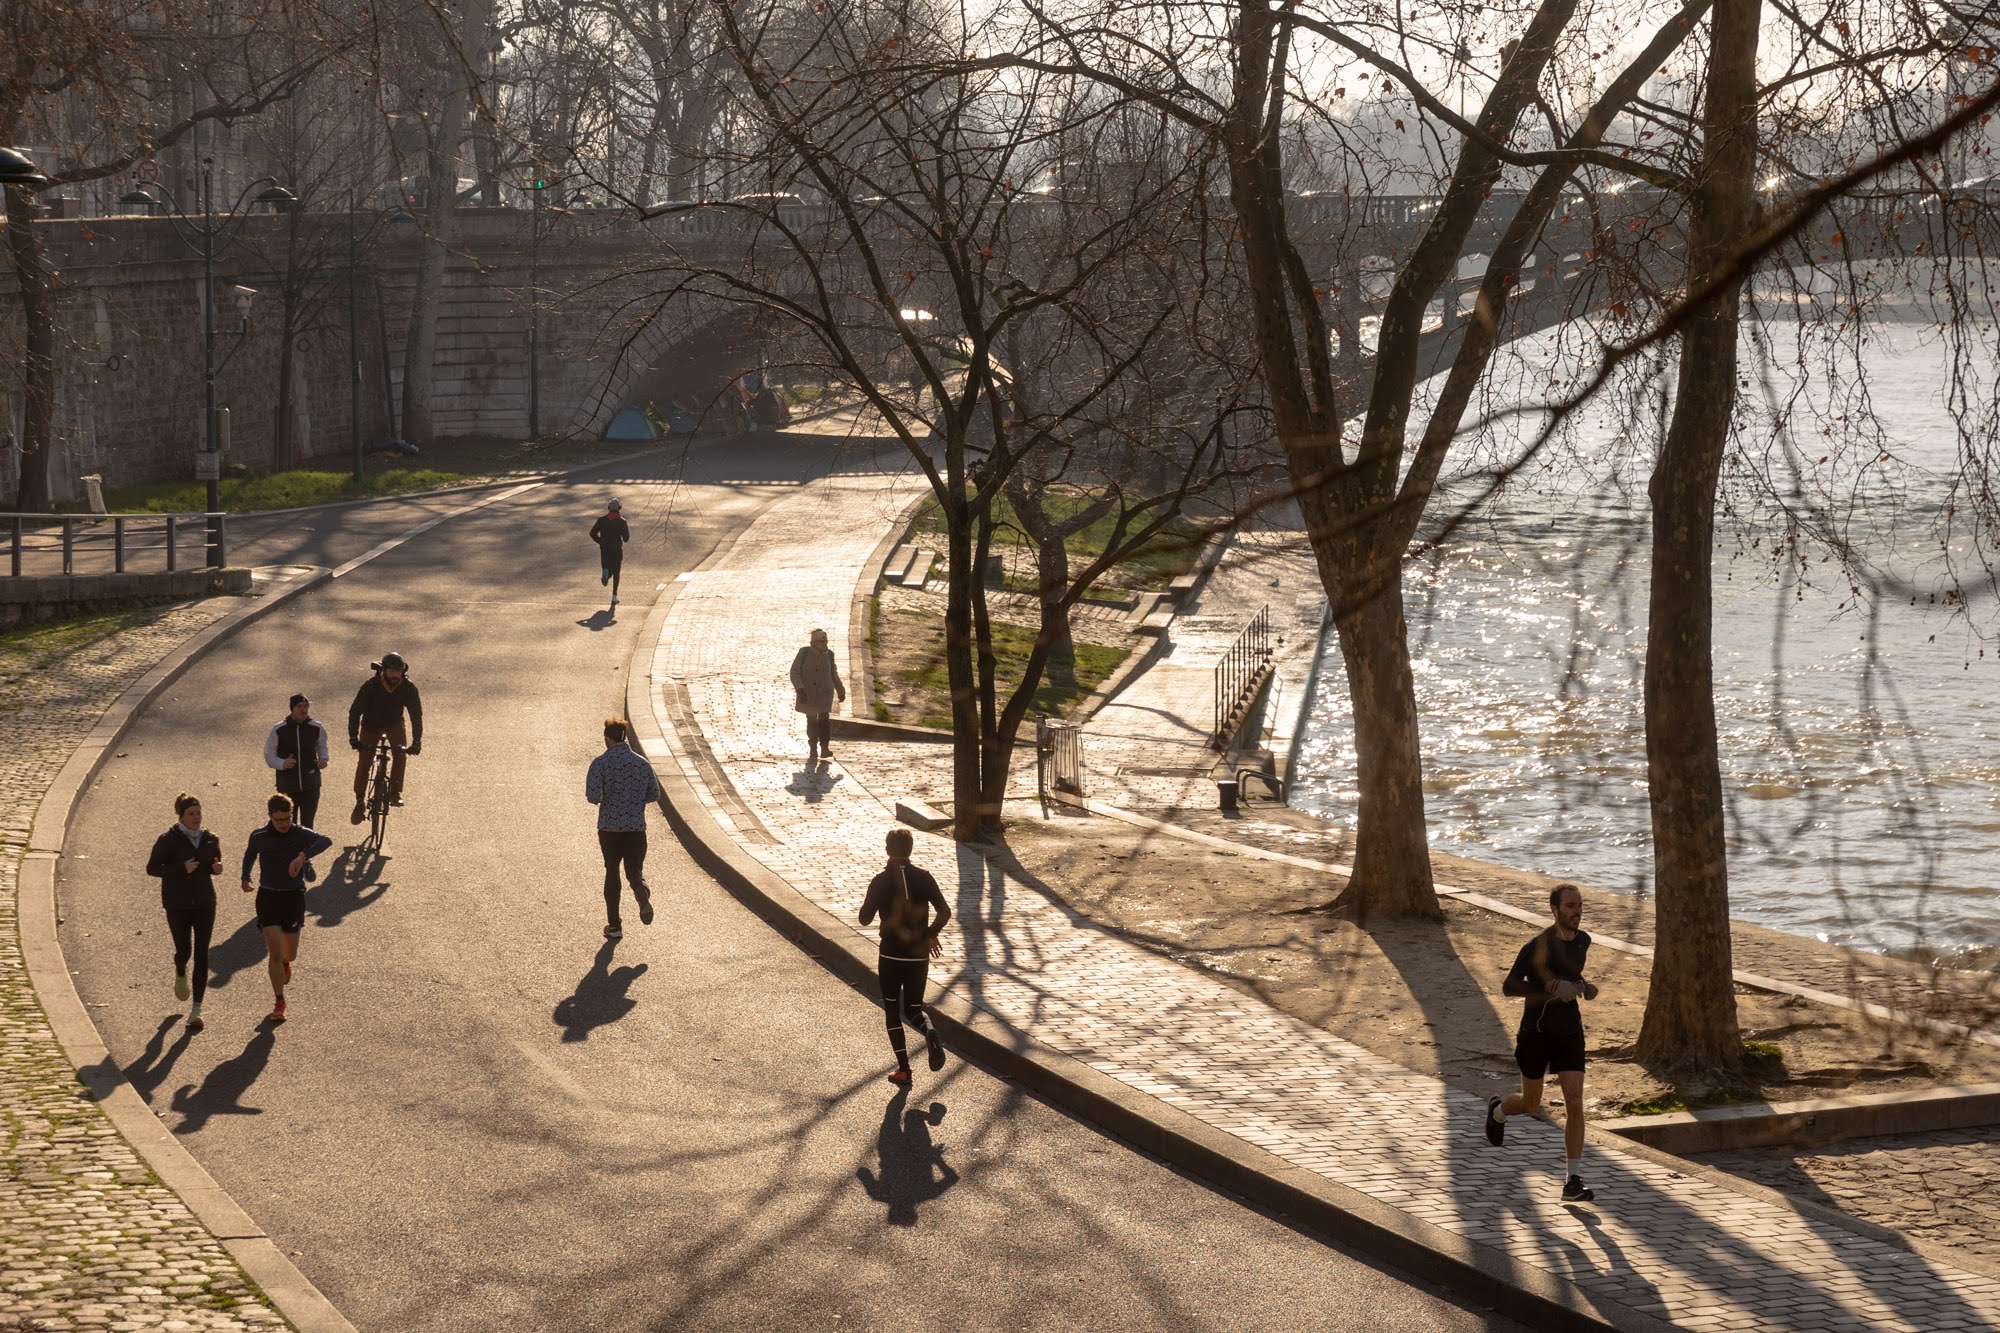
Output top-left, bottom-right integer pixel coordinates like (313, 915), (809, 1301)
(2, 602), (287, 1331)
(1700, 1126), (2000, 1263)
(651, 461), (2000, 1333)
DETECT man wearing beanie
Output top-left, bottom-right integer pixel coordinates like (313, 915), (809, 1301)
(265, 692), (330, 830)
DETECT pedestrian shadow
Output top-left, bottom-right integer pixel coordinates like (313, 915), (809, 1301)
(308, 845), (390, 929)
(576, 609), (616, 630)
(552, 942), (649, 1042)
(785, 765), (844, 803)
(854, 1090), (957, 1225)
(116, 1017), (194, 1102)
(205, 915), (271, 990)
(168, 1028), (277, 1134)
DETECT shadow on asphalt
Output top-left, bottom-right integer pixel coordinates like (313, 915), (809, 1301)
(309, 846), (390, 929)
(854, 1090), (958, 1225)
(204, 916), (272, 991)
(553, 941), (649, 1042)
(118, 1016), (194, 1100)
(576, 610), (617, 631)
(168, 1028), (277, 1134)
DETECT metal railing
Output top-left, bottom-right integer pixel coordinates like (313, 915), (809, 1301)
(1212, 604), (1273, 749)
(6, 512), (226, 576)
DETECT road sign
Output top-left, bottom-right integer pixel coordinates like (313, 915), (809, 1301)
(194, 451), (221, 482)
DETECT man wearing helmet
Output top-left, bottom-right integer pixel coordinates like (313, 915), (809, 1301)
(348, 652), (424, 823)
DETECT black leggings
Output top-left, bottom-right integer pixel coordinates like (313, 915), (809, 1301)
(877, 954), (932, 1064)
(598, 829), (648, 927)
(165, 901), (215, 1004)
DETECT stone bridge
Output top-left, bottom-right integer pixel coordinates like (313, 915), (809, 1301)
(0, 190), (1937, 499)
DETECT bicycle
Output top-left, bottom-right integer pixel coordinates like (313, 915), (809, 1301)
(362, 736), (403, 850)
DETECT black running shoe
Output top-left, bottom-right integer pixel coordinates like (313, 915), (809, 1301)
(924, 1024), (945, 1072)
(1485, 1096), (1506, 1147)
(1562, 1174), (1595, 1203)
(637, 889), (655, 927)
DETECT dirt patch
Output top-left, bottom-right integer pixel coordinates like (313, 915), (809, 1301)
(998, 810), (2000, 1119)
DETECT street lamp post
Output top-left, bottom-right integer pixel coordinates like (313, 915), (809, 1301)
(144, 164), (294, 561)
(529, 177), (543, 442)
(348, 191), (414, 484)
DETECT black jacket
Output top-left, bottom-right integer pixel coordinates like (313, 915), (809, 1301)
(349, 674), (423, 746)
(590, 513), (630, 563)
(241, 821), (334, 893)
(147, 824), (223, 911)
(265, 715), (330, 793)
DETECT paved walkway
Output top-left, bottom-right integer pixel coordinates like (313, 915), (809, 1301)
(1084, 521), (1325, 813)
(649, 459), (2000, 1333)
(2, 603), (286, 1331)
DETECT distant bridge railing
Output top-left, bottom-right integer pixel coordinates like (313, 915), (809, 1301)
(7, 512), (227, 577)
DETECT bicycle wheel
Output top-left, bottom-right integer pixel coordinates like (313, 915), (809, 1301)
(369, 782), (389, 847)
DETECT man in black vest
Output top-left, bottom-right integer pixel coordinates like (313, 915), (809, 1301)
(265, 692), (330, 830)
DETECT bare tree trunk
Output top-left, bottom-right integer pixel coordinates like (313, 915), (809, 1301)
(5, 183), (58, 511)
(944, 490), (985, 841)
(1328, 576), (1438, 920)
(401, 0), (492, 448)
(1635, 0), (1760, 1079)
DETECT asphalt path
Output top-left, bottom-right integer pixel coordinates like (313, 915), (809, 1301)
(57, 434), (1522, 1332)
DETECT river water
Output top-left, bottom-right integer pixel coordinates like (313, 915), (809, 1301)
(1288, 319), (2000, 965)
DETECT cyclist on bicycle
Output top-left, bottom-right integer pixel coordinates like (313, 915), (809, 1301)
(348, 651), (424, 824)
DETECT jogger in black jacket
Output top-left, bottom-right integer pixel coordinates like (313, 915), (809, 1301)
(146, 792), (224, 1033)
(240, 793), (332, 1024)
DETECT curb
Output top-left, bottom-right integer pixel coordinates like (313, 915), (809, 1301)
(626, 570), (1671, 1333)
(17, 479), (544, 1333)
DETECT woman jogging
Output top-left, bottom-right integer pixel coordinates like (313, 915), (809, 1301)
(858, 827), (952, 1085)
(145, 792), (224, 1033)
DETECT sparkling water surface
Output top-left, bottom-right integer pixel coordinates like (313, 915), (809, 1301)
(1289, 320), (2000, 963)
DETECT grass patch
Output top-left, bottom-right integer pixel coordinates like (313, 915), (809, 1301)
(909, 490), (1207, 591)
(1616, 1092), (1688, 1117)
(0, 603), (174, 677)
(874, 608), (1126, 729)
(1741, 1039), (1785, 1066)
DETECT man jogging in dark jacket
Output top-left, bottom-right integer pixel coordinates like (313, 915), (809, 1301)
(265, 692), (330, 830)
(859, 827), (952, 1085)
(590, 498), (630, 608)
(241, 793), (332, 1024)
(349, 651), (423, 824)
(146, 792), (224, 1033)
(1484, 882), (1600, 1202)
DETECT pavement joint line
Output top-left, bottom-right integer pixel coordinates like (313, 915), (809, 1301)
(629, 460), (2000, 1333)
(16, 476), (568, 1333)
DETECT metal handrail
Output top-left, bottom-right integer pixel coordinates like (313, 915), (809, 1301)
(1212, 604), (1272, 747)
(6, 511), (224, 576)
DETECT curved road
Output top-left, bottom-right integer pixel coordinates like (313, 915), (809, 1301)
(57, 437), (1520, 1331)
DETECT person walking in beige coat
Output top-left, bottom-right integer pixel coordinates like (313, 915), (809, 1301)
(790, 628), (846, 763)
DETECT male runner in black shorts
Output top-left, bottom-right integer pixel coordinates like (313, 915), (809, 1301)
(241, 793), (332, 1024)
(859, 827), (952, 1085)
(1485, 882), (1600, 1202)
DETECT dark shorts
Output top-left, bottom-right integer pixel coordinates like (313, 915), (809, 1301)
(255, 888), (306, 933)
(1515, 1027), (1587, 1079)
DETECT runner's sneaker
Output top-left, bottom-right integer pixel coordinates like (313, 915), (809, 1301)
(174, 972), (191, 1002)
(887, 1066), (913, 1086)
(636, 888), (654, 926)
(1562, 1174), (1595, 1203)
(604, 924), (623, 940)
(186, 1006), (205, 1034)
(611, 595), (619, 607)
(1484, 1096), (1506, 1146)
(390, 795), (404, 807)
(267, 998), (287, 1024)
(924, 1025), (945, 1072)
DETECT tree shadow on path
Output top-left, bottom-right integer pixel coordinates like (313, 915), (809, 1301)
(854, 1090), (958, 1226)
(553, 941), (649, 1042)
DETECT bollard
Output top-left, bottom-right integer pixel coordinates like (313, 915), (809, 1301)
(1216, 777), (1239, 813)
